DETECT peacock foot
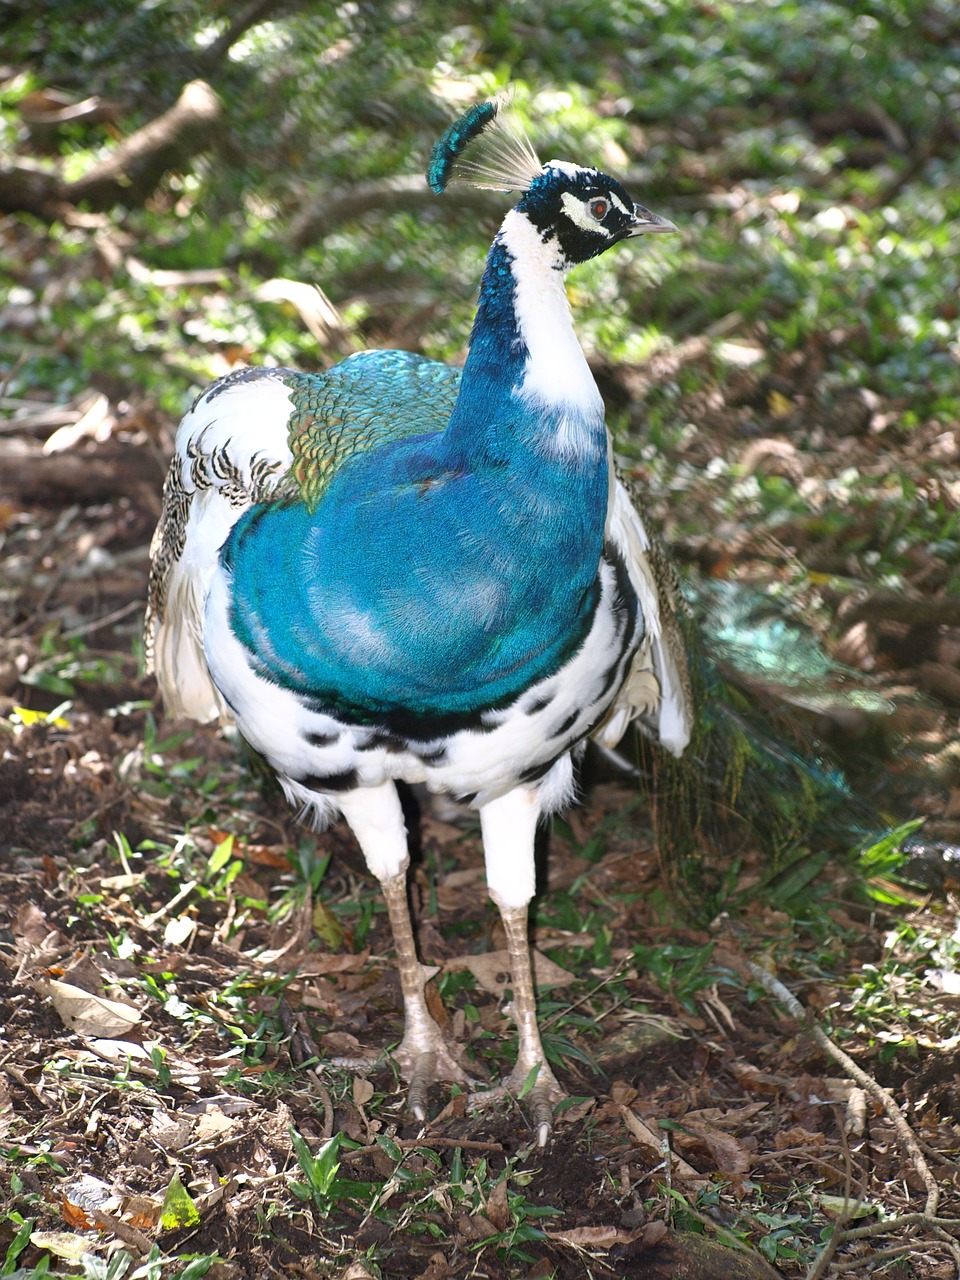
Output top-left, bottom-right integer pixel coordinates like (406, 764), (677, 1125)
(469, 1056), (565, 1147)
(393, 1031), (474, 1123)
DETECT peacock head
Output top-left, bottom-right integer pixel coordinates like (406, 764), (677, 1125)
(517, 161), (675, 265)
(427, 96), (676, 267)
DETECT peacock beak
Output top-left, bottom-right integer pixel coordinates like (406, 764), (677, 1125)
(628, 205), (678, 236)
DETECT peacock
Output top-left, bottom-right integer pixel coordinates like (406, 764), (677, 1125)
(145, 96), (692, 1144)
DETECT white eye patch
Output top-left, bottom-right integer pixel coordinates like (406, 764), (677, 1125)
(560, 191), (614, 236)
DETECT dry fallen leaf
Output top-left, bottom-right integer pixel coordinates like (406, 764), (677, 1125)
(193, 1110), (236, 1143)
(29, 1232), (91, 1262)
(353, 1076), (375, 1106)
(339, 1265), (377, 1280)
(845, 1088), (868, 1136)
(444, 948), (574, 996)
(681, 1117), (753, 1184)
(545, 1224), (640, 1247)
(456, 1212), (498, 1242)
(775, 1125), (826, 1150)
(36, 978), (142, 1037)
(123, 1194), (163, 1230)
(15, 902), (62, 948)
(484, 1178), (510, 1231)
(411, 1252), (451, 1280)
(619, 1106), (704, 1182)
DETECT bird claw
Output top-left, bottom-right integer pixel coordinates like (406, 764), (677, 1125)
(515, 1060), (564, 1146)
(395, 1040), (473, 1122)
(468, 1059), (564, 1144)
(528, 1083), (556, 1148)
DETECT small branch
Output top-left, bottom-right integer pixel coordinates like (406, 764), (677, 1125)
(0, 440), (163, 507)
(745, 957), (940, 1219)
(934, 1224), (960, 1272)
(0, 158), (68, 219)
(741, 958), (960, 1279)
(841, 592), (960, 628)
(62, 600), (143, 641)
(870, 115), (958, 209)
(194, 0), (285, 69)
(338, 1136), (504, 1161)
(840, 1213), (960, 1241)
(0, 82), (222, 219)
(290, 175), (504, 247)
(65, 80), (222, 211)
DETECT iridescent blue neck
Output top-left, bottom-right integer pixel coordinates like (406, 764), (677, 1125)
(443, 209), (607, 470)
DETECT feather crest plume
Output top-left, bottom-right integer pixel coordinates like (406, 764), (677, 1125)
(427, 95), (543, 195)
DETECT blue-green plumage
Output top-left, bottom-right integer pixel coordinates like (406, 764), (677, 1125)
(224, 340), (609, 732)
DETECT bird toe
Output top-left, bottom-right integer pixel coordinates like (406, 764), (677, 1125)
(395, 1040), (473, 1125)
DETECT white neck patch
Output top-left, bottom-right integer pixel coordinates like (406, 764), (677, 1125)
(498, 209), (604, 425)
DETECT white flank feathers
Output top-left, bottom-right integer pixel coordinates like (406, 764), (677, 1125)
(600, 478), (693, 757)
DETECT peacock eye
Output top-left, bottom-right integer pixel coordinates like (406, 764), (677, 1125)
(587, 197), (609, 221)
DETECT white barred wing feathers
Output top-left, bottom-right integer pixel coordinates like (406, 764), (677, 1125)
(145, 369), (295, 723)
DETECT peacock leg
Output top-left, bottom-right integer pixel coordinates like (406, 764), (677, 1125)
(480, 787), (564, 1146)
(338, 784), (469, 1120)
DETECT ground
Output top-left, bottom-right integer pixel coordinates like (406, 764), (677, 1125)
(2, 360), (959, 1278)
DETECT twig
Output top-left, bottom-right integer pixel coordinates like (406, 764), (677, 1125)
(0, 353), (26, 402)
(305, 1070), (335, 1140)
(339, 1136), (503, 1161)
(840, 1214), (960, 1241)
(934, 1224), (960, 1272)
(804, 1108), (860, 1280)
(541, 953), (631, 1029)
(399, 1136), (502, 1152)
(742, 957), (960, 1278)
(841, 592), (960, 628)
(62, 599), (143, 641)
(830, 1242), (925, 1272)
(804, 1221), (841, 1280)
(88, 1209), (153, 1255)
(744, 957), (940, 1219)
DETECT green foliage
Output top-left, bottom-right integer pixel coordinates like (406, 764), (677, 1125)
(3, 0), (957, 431)
(19, 634), (123, 699)
(289, 1130), (349, 1215)
(633, 942), (725, 1014)
(2, 1214), (35, 1275)
(3, 9), (956, 1273)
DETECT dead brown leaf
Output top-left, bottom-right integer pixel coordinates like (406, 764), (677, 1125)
(353, 1076), (375, 1106)
(456, 1211), (498, 1242)
(484, 1178), (510, 1231)
(413, 1254), (451, 1280)
(774, 1125), (826, 1150)
(14, 901), (62, 948)
(546, 1223), (641, 1247)
(681, 1117), (753, 1185)
(123, 1194), (162, 1230)
(444, 948), (574, 996)
(36, 978), (141, 1037)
